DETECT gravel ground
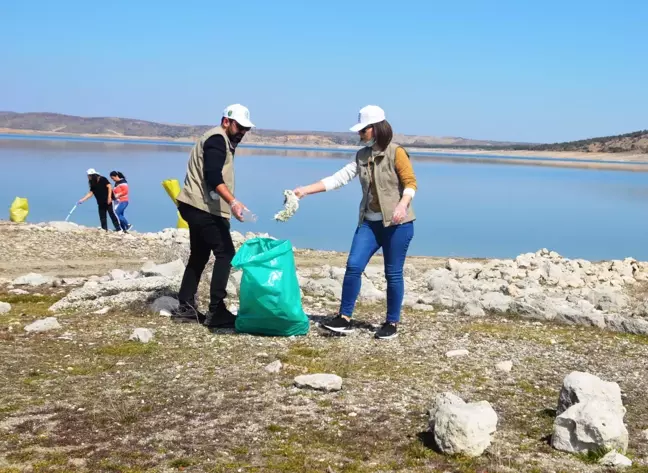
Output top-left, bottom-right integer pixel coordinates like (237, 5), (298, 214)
(0, 221), (647, 473)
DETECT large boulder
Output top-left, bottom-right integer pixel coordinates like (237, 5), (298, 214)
(552, 401), (628, 454)
(0, 302), (11, 314)
(557, 371), (625, 416)
(50, 277), (179, 312)
(429, 392), (498, 457)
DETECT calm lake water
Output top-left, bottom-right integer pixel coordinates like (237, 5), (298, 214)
(2, 136), (648, 261)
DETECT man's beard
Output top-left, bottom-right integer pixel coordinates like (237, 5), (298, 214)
(228, 132), (245, 147)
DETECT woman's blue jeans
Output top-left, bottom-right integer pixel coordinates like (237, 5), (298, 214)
(114, 201), (130, 230)
(340, 220), (414, 323)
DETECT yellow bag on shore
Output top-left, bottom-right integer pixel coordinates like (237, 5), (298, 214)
(161, 179), (188, 229)
(9, 197), (29, 223)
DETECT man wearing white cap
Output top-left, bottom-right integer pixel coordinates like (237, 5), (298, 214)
(175, 104), (255, 328)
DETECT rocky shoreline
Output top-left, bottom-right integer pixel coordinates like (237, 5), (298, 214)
(1, 220), (648, 472)
(5, 220), (646, 336)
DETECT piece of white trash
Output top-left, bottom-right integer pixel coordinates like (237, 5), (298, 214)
(273, 190), (300, 222)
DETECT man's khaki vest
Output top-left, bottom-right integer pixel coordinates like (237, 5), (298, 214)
(356, 142), (416, 227)
(177, 126), (235, 219)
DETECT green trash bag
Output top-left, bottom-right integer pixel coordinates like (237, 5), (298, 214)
(232, 237), (309, 337)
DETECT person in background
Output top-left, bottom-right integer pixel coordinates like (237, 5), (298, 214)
(78, 168), (121, 231)
(292, 105), (417, 340)
(110, 171), (131, 232)
(173, 104), (255, 329)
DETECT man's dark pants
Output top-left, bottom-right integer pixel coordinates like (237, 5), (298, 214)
(177, 202), (235, 314)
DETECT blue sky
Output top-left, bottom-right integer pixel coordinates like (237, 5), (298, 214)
(1, 0), (647, 143)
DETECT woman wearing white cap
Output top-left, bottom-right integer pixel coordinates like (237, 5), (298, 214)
(77, 168), (121, 231)
(293, 105), (417, 340)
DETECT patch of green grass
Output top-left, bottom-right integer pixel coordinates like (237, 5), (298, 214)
(6, 450), (34, 463)
(96, 341), (157, 357)
(267, 424), (284, 433)
(576, 447), (610, 464)
(287, 344), (323, 358)
(31, 452), (69, 472)
(169, 457), (196, 469)
(0, 294), (64, 323)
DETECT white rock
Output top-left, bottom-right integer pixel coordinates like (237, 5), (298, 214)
(429, 392), (498, 457)
(150, 296), (179, 313)
(129, 328), (154, 343)
(463, 302), (485, 317)
(552, 401), (628, 454)
(587, 288), (629, 312)
(13, 273), (54, 287)
(599, 451), (632, 468)
(140, 259), (185, 279)
(515, 253), (537, 269)
(0, 302), (11, 314)
(109, 269), (128, 281)
(557, 371), (625, 416)
(446, 259), (483, 278)
(446, 349), (469, 358)
(425, 271), (466, 308)
(9, 289), (29, 295)
(302, 278), (343, 299)
(24, 317), (62, 333)
(294, 374), (342, 392)
(328, 266), (346, 282)
(363, 265), (384, 282)
(359, 277), (385, 302)
(495, 361), (513, 373)
(50, 276), (180, 312)
(264, 360), (283, 373)
(479, 292), (512, 313)
(93, 307), (110, 315)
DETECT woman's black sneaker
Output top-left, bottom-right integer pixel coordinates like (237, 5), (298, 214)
(322, 316), (353, 333)
(375, 323), (398, 340)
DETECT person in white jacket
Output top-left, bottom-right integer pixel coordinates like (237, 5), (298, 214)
(292, 106), (417, 340)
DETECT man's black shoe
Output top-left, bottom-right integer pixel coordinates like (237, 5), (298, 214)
(171, 303), (205, 324)
(203, 307), (236, 329)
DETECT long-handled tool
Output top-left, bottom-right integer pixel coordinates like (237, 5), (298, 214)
(64, 204), (78, 222)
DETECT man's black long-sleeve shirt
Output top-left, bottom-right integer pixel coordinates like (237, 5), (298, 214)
(203, 135), (233, 190)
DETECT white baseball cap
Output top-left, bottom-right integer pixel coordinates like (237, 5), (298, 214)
(223, 104), (255, 128)
(86, 168), (97, 175)
(350, 105), (386, 132)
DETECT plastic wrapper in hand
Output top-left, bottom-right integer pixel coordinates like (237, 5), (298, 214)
(9, 197), (29, 223)
(161, 179), (188, 229)
(232, 237), (309, 337)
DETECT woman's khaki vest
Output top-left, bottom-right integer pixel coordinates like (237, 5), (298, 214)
(177, 126), (235, 219)
(356, 142), (416, 227)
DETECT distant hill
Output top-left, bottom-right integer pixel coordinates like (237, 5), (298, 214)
(0, 111), (523, 148)
(1, 112), (646, 154)
(528, 130), (648, 154)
